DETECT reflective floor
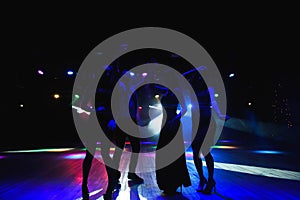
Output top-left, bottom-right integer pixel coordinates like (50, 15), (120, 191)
(1, 127), (300, 200)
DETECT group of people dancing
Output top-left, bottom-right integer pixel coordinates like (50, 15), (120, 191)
(80, 67), (228, 200)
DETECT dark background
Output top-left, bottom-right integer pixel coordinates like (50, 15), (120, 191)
(12, 5), (299, 149)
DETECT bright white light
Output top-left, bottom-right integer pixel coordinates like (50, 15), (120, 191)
(37, 70), (44, 75)
(214, 93), (219, 98)
(129, 72), (135, 76)
(67, 70), (74, 75)
(75, 188), (103, 200)
(148, 103), (163, 135)
(229, 73), (235, 77)
(148, 105), (162, 110)
(72, 105), (91, 115)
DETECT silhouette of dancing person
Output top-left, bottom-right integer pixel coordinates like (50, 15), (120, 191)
(81, 66), (122, 200)
(81, 102), (121, 200)
(111, 74), (144, 184)
(81, 58), (145, 199)
(155, 86), (191, 195)
(98, 69), (145, 199)
(184, 68), (228, 195)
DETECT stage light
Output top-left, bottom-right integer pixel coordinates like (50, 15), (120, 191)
(214, 93), (219, 98)
(53, 94), (60, 99)
(129, 72), (135, 76)
(148, 105), (162, 110)
(142, 72), (148, 77)
(188, 103), (192, 108)
(138, 106), (143, 110)
(229, 73), (235, 77)
(154, 94), (160, 99)
(71, 94), (80, 105)
(37, 70), (44, 75)
(72, 106), (91, 115)
(19, 103), (24, 108)
(67, 70), (74, 75)
(248, 102), (252, 106)
(96, 106), (105, 111)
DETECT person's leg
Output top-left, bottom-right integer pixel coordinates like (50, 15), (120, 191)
(192, 141), (207, 192)
(192, 142), (205, 179)
(102, 137), (122, 199)
(202, 116), (217, 194)
(82, 146), (96, 199)
(100, 125), (123, 199)
(202, 152), (216, 194)
(128, 135), (140, 173)
(113, 129), (126, 174)
(82, 150), (95, 185)
(204, 152), (214, 182)
(127, 136), (144, 182)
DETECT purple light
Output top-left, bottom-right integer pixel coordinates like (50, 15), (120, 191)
(185, 151), (194, 158)
(218, 140), (234, 143)
(141, 141), (157, 145)
(142, 72), (148, 77)
(38, 70), (44, 75)
(0, 155), (5, 159)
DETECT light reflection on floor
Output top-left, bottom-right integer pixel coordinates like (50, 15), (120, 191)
(187, 160), (300, 181)
(75, 189), (103, 200)
(58, 147), (300, 186)
(2, 146), (298, 183)
(72, 156), (300, 200)
(2, 148), (75, 153)
(1, 143), (299, 200)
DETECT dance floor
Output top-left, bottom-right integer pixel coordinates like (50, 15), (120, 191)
(1, 127), (300, 200)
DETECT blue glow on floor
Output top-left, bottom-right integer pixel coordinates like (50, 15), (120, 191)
(252, 150), (285, 154)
